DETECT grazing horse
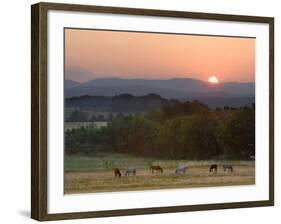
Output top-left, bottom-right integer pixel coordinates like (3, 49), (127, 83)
(175, 165), (188, 174)
(223, 164), (233, 172)
(125, 167), (136, 176)
(114, 168), (121, 177)
(150, 165), (163, 173)
(209, 164), (218, 173)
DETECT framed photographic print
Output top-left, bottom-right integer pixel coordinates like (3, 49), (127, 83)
(31, 2), (274, 221)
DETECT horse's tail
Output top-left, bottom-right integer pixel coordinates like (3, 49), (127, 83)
(160, 168), (163, 173)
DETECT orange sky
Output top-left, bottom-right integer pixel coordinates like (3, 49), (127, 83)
(65, 29), (255, 83)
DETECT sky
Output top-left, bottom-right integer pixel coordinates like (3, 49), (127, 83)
(65, 28), (255, 83)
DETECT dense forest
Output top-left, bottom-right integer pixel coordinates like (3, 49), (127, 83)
(65, 99), (255, 160)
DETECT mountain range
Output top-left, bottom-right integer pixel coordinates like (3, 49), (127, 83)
(65, 77), (255, 99)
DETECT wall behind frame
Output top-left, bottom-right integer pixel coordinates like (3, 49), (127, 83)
(0, 0), (280, 224)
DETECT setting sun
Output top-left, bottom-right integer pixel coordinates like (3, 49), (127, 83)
(208, 76), (219, 83)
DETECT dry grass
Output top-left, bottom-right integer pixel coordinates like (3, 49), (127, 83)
(65, 121), (107, 130)
(65, 154), (255, 194)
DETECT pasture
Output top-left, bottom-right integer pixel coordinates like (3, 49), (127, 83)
(64, 153), (255, 194)
(65, 121), (107, 130)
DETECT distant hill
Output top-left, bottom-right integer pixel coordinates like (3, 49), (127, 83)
(65, 77), (254, 99)
(184, 96), (255, 109)
(65, 85), (194, 99)
(65, 94), (170, 112)
(65, 79), (80, 88)
(66, 93), (255, 111)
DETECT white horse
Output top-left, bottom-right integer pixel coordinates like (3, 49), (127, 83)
(175, 165), (188, 174)
(222, 164), (233, 172)
(124, 167), (136, 176)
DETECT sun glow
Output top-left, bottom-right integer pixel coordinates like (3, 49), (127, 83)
(208, 76), (219, 84)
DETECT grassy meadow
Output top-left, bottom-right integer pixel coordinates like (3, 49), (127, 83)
(64, 152), (255, 194)
(65, 121), (107, 130)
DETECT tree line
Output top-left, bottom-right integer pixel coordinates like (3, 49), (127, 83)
(65, 100), (255, 160)
(65, 93), (169, 112)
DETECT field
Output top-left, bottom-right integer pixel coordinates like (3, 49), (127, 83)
(65, 107), (143, 121)
(65, 121), (107, 130)
(64, 153), (255, 194)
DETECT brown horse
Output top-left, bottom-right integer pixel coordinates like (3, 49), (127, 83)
(209, 164), (218, 173)
(114, 168), (121, 177)
(150, 165), (163, 173)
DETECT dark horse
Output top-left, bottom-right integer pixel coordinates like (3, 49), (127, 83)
(114, 168), (121, 177)
(209, 164), (218, 173)
(150, 165), (163, 173)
